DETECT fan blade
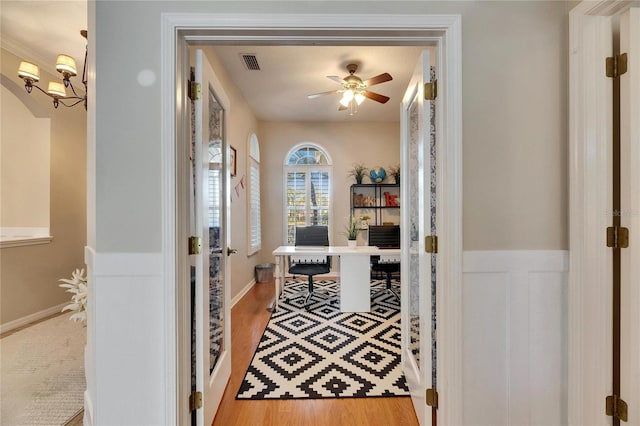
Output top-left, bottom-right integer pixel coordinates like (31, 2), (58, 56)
(307, 90), (340, 99)
(338, 104), (348, 111)
(362, 90), (390, 104)
(363, 72), (392, 87)
(327, 75), (345, 84)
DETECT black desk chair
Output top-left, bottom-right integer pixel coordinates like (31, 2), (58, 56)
(288, 225), (332, 309)
(368, 225), (400, 302)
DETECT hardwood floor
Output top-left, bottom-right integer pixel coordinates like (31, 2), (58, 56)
(212, 279), (419, 426)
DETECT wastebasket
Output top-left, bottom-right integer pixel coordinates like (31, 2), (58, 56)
(255, 263), (274, 283)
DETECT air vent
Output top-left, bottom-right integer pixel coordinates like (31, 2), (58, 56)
(240, 54), (260, 71)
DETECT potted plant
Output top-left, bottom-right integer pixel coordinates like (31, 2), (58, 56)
(58, 268), (88, 326)
(342, 216), (361, 247)
(348, 162), (368, 184)
(388, 165), (400, 185)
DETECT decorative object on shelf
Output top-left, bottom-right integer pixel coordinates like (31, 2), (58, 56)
(369, 166), (386, 183)
(342, 216), (362, 246)
(348, 162), (368, 184)
(388, 165), (400, 185)
(58, 268), (88, 326)
(17, 30), (88, 109)
(359, 215), (371, 229)
(384, 191), (399, 207)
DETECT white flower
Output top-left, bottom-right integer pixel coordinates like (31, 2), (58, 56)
(59, 268), (87, 326)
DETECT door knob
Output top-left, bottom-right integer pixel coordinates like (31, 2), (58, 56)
(227, 248), (238, 256)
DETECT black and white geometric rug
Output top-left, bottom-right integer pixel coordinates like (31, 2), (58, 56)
(236, 278), (409, 400)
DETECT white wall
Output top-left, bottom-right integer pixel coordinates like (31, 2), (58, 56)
(0, 84), (50, 231)
(463, 251), (568, 425)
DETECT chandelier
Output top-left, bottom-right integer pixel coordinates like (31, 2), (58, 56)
(17, 30), (87, 109)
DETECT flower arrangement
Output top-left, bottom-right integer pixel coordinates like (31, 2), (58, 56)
(348, 162), (368, 184)
(59, 268), (87, 326)
(388, 165), (400, 184)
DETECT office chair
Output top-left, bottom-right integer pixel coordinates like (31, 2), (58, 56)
(287, 225), (332, 309)
(368, 225), (401, 302)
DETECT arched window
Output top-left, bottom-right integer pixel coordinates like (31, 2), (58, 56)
(283, 143), (332, 244)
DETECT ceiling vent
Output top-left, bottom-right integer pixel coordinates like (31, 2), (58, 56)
(240, 54), (260, 71)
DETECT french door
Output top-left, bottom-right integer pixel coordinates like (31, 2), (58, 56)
(190, 49), (232, 426)
(401, 49), (436, 425)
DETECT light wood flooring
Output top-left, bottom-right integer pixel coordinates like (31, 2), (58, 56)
(212, 279), (419, 426)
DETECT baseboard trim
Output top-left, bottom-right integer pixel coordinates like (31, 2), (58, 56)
(231, 279), (256, 308)
(0, 302), (68, 335)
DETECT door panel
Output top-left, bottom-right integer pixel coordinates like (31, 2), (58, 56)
(401, 50), (434, 426)
(192, 49), (231, 426)
(620, 7), (640, 424)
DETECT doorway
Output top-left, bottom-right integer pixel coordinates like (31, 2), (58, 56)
(162, 13), (463, 425)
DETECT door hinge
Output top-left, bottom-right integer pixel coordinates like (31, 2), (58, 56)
(606, 394), (628, 422)
(189, 391), (202, 411)
(606, 53), (628, 78)
(426, 388), (439, 408)
(426, 235), (438, 254)
(188, 81), (201, 101)
(606, 226), (629, 249)
(188, 236), (202, 255)
(424, 80), (437, 100)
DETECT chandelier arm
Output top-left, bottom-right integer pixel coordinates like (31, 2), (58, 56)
(58, 98), (85, 108)
(28, 83), (55, 98)
(66, 81), (86, 99)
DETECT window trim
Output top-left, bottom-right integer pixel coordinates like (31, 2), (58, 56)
(247, 134), (261, 255)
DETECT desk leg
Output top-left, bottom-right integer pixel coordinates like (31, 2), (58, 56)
(338, 255), (371, 312)
(268, 255), (281, 313)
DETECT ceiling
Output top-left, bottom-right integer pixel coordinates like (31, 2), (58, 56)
(1, 1), (427, 122)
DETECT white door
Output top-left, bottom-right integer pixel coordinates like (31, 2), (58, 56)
(401, 50), (435, 425)
(192, 49), (232, 426)
(620, 7), (640, 424)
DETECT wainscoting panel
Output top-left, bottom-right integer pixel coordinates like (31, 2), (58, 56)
(463, 251), (568, 426)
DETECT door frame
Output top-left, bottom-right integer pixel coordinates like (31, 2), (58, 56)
(568, 1), (636, 424)
(161, 13), (462, 425)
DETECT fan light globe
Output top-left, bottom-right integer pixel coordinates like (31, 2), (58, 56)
(56, 55), (77, 77)
(18, 61), (40, 82)
(354, 92), (365, 105)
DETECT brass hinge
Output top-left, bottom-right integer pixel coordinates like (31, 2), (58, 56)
(188, 81), (201, 101)
(426, 388), (439, 408)
(606, 53), (628, 78)
(188, 236), (202, 255)
(424, 80), (437, 100)
(426, 235), (438, 254)
(606, 394), (628, 422)
(189, 391), (202, 411)
(607, 226), (629, 249)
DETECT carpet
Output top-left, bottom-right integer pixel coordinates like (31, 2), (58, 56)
(1, 313), (86, 426)
(236, 278), (409, 399)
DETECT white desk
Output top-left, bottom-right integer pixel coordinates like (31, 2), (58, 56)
(271, 245), (400, 312)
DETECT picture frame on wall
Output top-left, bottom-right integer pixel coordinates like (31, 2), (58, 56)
(230, 146), (237, 177)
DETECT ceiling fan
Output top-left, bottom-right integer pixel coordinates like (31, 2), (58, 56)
(307, 63), (393, 114)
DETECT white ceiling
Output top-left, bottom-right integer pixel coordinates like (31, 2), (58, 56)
(1, 1), (427, 122)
